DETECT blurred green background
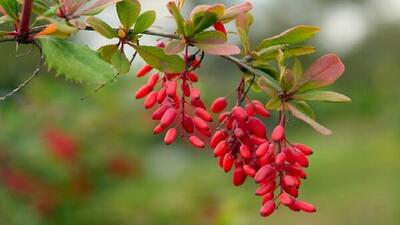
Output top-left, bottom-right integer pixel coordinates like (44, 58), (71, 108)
(1, 0), (399, 224)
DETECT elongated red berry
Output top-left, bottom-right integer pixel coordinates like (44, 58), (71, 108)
(256, 182), (275, 196)
(232, 106), (249, 122)
(195, 108), (213, 122)
(137, 64), (152, 77)
(245, 102), (255, 116)
(146, 73), (159, 89)
(181, 81), (191, 97)
(191, 98), (206, 109)
(164, 128), (177, 145)
(166, 81), (177, 97)
(157, 87), (166, 103)
(239, 144), (251, 159)
(275, 152), (287, 167)
(210, 130), (228, 148)
(282, 175), (300, 188)
(214, 140), (228, 156)
(223, 153), (234, 172)
(188, 71), (198, 82)
(160, 108), (177, 128)
(253, 101), (271, 118)
(279, 192), (294, 206)
(243, 164), (257, 177)
(211, 97), (228, 113)
(256, 143), (269, 157)
(190, 88), (201, 100)
(294, 200), (316, 213)
(135, 85), (151, 99)
(153, 124), (164, 134)
(284, 164), (307, 179)
(255, 165), (274, 183)
(197, 127), (211, 137)
(290, 148), (309, 168)
(232, 166), (247, 186)
(213, 21), (227, 35)
(262, 193), (274, 204)
(293, 143), (313, 155)
(152, 105), (170, 120)
(272, 125), (285, 142)
(246, 117), (267, 138)
(193, 117), (209, 131)
(260, 200), (276, 217)
(144, 91), (158, 109)
(182, 116), (194, 133)
(189, 136), (205, 149)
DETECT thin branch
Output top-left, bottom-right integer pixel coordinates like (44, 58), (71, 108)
(0, 59), (42, 101)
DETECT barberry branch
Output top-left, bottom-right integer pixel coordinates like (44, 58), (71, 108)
(0, 42), (42, 101)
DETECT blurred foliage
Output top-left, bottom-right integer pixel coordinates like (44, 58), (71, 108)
(1, 0), (400, 225)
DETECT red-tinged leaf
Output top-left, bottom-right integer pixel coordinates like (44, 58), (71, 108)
(286, 103), (332, 135)
(191, 30), (227, 44)
(164, 39), (186, 55)
(220, 1), (253, 23)
(79, 0), (123, 16)
(298, 54), (345, 91)
(190, 4), (212, 19)
(195, 43), (240, 55)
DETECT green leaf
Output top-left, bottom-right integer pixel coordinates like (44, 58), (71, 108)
(281, 69), (294, 91)
(265, 97), (281, 110)
(256, 25), (320, 50)
(252, 62), (279, 80)
(167, 1), (185, 35)
(237, 27), (251, 55)
(133, 10), (156, 34)
(191, 30), (226, 44)
(87, 16), (116, 39)
(287, 102), (332, 135)
(39, 37), (115, 83)
(32, 0), (50, 15)
(183, 19), (195, 37)
(292, 58), (302, 84)
(293, 91), (351, 103)
(164, 39), (185, 55)
(134, 45), (184, 73)
(0, 0), (20, 21)
(98, 44), (119, 63)
(111, 50), (131, 74)
(116, 0), (140, 29)
(256, 75), (279, 97)
(258, 46), (316, 61)
(289, 100), (315, 120)
(193, 5), (224, 34)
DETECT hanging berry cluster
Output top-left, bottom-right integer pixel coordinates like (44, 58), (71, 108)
(0, 0), (350, 218)
(136, 44), (211, 148)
